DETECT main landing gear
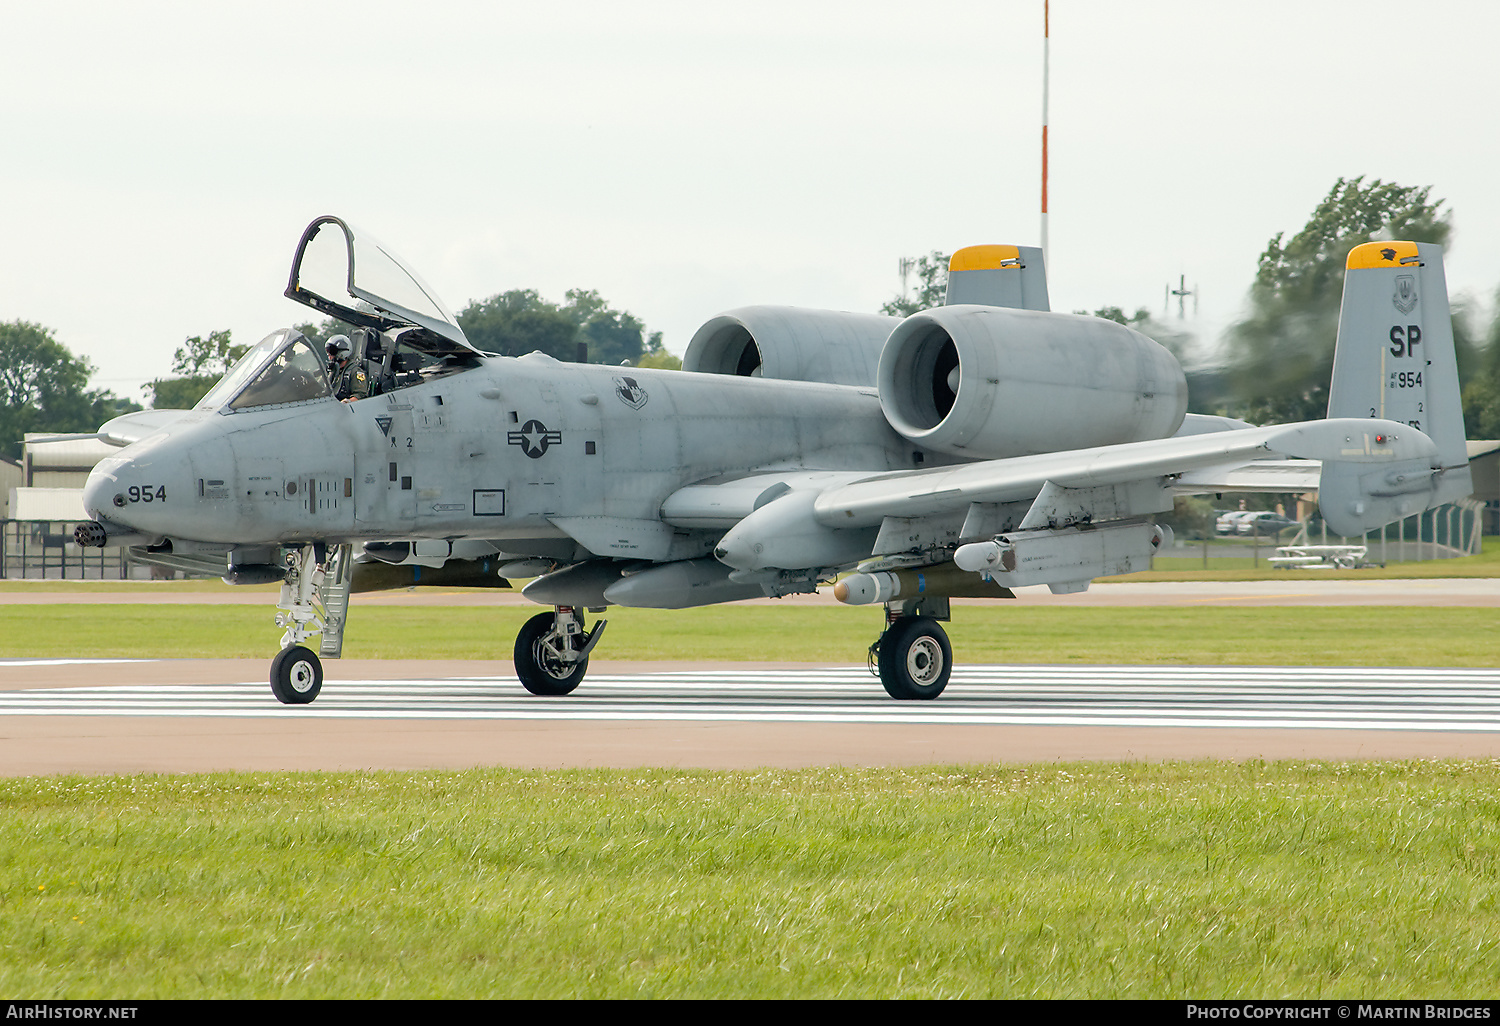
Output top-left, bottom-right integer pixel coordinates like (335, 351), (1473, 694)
(267, 543), (352, 706)
(513, 606), (608, 696)
(870, 600), (953, 700)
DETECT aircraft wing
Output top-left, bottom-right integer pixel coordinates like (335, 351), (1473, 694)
(96, 409), (191, 447)
(1173, 459), (1322, 495)
(810, 418), (1433, 528)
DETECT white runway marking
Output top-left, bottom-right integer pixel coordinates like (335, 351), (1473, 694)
(4, 665), (1500, 732)
(0, 659), (150, 667)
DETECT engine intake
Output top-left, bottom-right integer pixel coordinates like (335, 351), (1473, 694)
(877, 305), (1187, 458)
(683, 306), (898, 386)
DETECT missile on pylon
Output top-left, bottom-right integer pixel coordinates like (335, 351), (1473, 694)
(832, 562), (1014, 605)
(954, 522), (1172, 588)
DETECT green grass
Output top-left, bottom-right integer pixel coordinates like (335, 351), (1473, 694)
(2, 603), (1498, 665)
(3, 761), (1498, 998)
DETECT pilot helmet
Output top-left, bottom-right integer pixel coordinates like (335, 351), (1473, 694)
(325, 335), (352, 361)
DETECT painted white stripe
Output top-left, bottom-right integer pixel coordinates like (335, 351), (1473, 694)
(0, 658), (151, 667)
(3, 665), (1500, 732)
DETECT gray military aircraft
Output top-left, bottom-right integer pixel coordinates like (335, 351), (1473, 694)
(76, 218), (1471, 704)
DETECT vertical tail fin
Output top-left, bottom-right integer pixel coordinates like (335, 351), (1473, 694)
(1319, 241), (1472, 535)
(944, 245), (1050, 311)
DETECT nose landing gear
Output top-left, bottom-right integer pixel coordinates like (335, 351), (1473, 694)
(267, 543), (352, 705)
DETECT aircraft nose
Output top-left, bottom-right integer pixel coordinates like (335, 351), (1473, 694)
(78, 452), (170, 547)
(80, 434), (195, 539)
(81, 459), (122, 521)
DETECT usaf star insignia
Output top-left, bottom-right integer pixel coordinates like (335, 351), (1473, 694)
(507, 419), (562, 458)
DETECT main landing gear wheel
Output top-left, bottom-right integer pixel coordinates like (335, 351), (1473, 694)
(877, 616), (952, 701)
(514, 611), (589, 696)
(270, 645), (323, 705)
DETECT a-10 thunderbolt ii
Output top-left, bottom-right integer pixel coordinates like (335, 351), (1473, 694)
(77, 216), (1471, 704)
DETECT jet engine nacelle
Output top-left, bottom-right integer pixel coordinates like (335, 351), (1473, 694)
(877, 306), (1188, 458)
(683, 306), (899, 387)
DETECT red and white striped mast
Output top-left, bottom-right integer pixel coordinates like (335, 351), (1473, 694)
(1040, 0), (1050, 271)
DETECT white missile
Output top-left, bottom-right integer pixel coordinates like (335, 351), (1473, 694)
(954, 522), (1172, 588)
(954, 539), (1007, 573)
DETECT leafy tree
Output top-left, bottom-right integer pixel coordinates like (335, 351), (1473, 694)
(634, 332), (681, 370)
(565, 289), (648, 366)
(456, 289), (654, 365)
(1158, 495), (1216, 541)
(1459, 286), (1500, 439)
(458, 290), (580, 359)
(146, 329), (248, 409)
(881, 252), (948, 316)
(0, 320), (139, 459)
(171, 329), (247, 377)
(1225, 177), (1453, 424)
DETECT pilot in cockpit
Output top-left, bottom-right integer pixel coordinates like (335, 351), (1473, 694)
(326, 335), (370, 402)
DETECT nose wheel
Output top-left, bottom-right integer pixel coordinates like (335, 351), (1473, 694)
(270, 645), (323, 704)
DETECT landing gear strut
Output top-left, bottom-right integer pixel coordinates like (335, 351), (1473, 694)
(268, 543), (352, 706)
(514, 606), (608, 696)
(871, 601), (953, 700)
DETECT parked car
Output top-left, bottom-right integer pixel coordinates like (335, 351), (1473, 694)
(1215, 511), (1254, 535)
(1236, 511), (1297, 536)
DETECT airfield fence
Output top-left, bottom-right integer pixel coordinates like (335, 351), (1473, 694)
(0, 503), (1488, 581)
(0, 519), (155, 580)
(1162, 501), (1485, 569)
(1292, 500), (1486, 562)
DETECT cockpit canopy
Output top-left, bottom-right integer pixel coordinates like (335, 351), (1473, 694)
(285, 215), (480, 359)
(197, 329), (331, 412)
(198, 218), (490, 413)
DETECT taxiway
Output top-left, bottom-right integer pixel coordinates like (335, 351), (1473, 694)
(2, 579), (1495, 776)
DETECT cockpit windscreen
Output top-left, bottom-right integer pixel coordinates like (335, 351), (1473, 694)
(229, 336), (330, 409)
(195, 330), (331, 412)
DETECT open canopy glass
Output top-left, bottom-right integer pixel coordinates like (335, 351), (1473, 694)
(285, 215), (477, 355)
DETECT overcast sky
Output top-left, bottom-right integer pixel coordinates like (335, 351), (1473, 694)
(3, 0), (1498, 403)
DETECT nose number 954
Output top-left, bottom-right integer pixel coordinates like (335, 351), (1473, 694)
(122, 485), (167, 503)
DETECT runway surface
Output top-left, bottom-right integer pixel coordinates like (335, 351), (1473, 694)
(5, 660), (1500, 775)
(8, 662), (1500, 731)
(4, 579), (1497, 775)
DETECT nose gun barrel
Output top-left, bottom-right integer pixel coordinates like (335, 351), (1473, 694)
(74, 518), (162, 549)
